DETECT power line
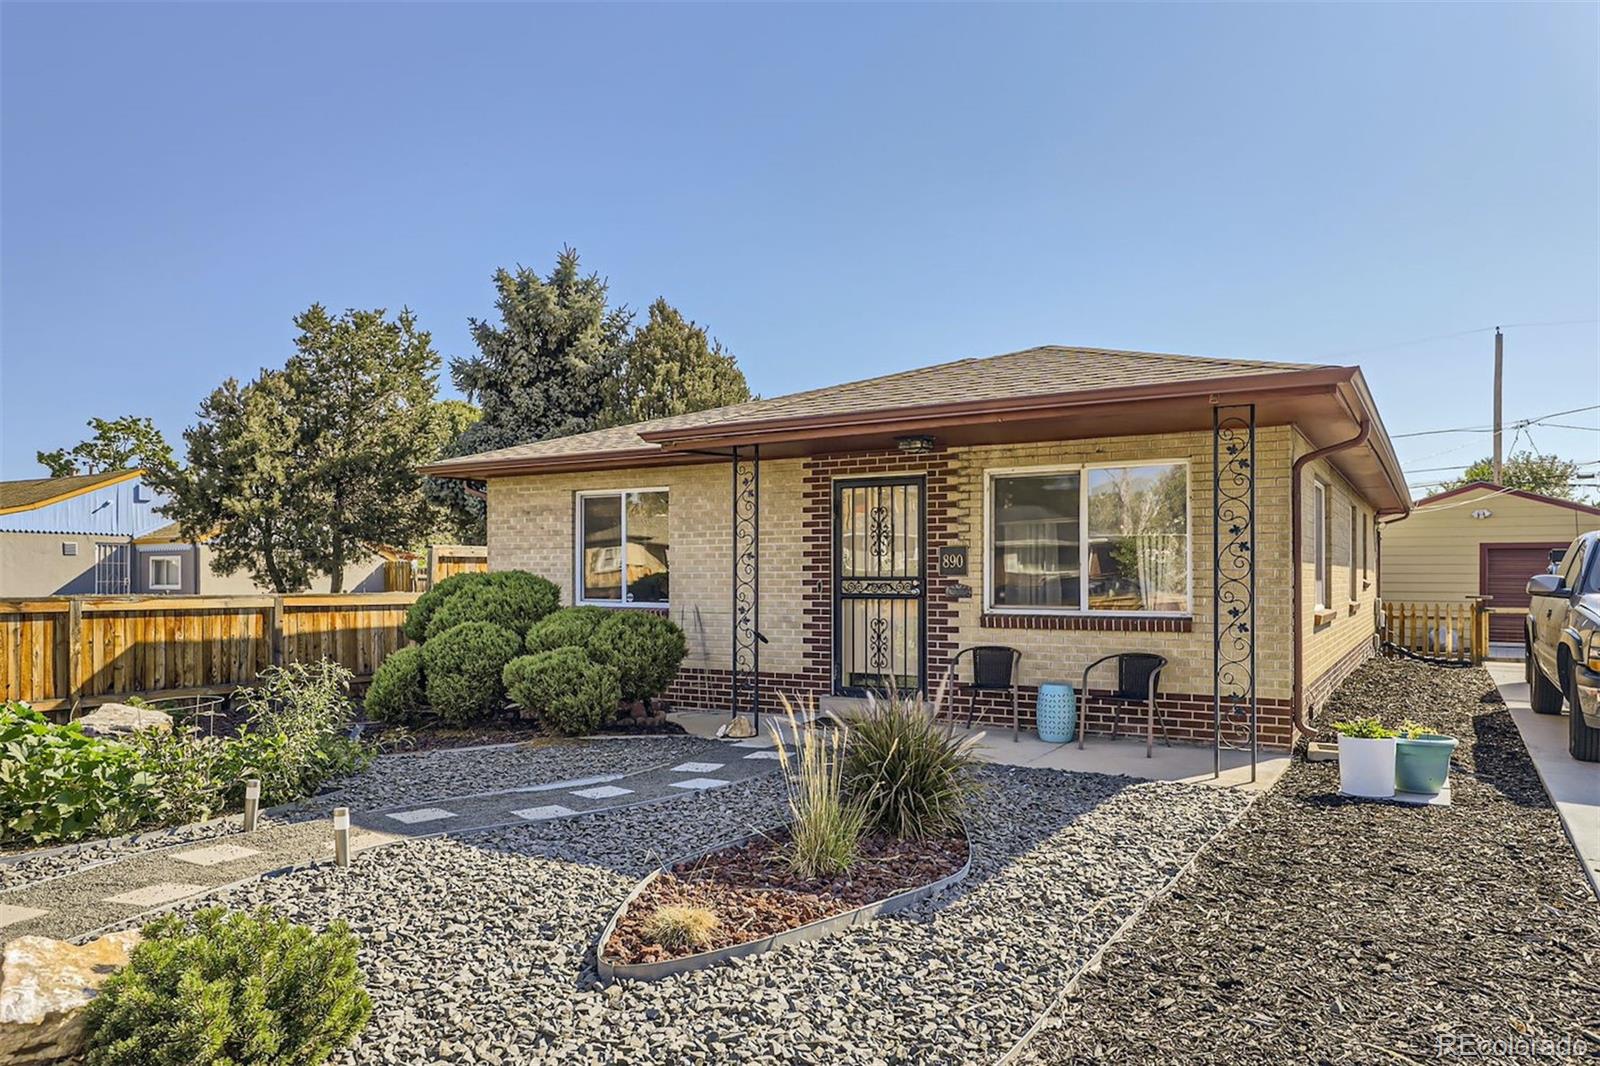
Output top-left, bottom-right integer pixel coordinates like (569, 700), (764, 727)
(1313, 318), (1598, 361)
(1391, 404), (1600, 439)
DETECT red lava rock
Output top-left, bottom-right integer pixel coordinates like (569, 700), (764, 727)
(605, 830), (968, 965)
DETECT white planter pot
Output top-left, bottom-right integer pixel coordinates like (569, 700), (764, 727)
(1338, 735), (1397, 798)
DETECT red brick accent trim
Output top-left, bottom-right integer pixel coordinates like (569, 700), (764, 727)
(664, 665), (1296, 750)
(1303, 634), (1377, 724)
(801, 447), (960, 696)
(980, 613), (1194, 633)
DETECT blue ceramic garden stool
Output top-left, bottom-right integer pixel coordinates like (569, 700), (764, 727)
(1035, 682), (1077, 744)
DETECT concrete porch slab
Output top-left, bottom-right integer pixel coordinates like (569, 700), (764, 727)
(1486, 660), (1600, 899)
(672, 709), (1287, 791)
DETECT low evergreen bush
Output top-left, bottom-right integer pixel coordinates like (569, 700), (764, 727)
(364, 646), (427, 724)
(422, 622), (522, 724)
(83, 907), (371, 1066)
(423, 572), (560, 641)
(524, 605), (611, 654)
(588, 612), (687, 703)
(402, 571), (491, 643)
(502, 648), (621, 736)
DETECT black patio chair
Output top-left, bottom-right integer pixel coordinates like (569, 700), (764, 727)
(1077, 653), (1170, 758)
(941, 645), (1023, 741)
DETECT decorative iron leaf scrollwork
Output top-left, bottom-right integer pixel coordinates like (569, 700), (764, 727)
(1213, 405), (1257, 779)
(731, 446), (760, 724)
(840, 578), (921, 596)
(868, 505), (893, 560)
(867, 615), (890, 671)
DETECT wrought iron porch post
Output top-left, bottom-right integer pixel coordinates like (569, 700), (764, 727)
(1213, 404), (1258, 782)
(731, 445), (761, 730)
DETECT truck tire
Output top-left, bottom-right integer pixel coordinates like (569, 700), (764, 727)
(1529, 651), (1565, 715)
(1569, 669), (1600, 763)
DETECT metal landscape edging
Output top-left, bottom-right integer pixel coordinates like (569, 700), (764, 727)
(595, 821), (973, 983)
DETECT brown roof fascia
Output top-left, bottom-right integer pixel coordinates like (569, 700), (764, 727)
(1414, 480), (1600, 517)
(419, 447), (720, 480)
(639, 366), (1357, 448)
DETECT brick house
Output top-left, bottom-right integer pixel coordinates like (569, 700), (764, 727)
(424, 346), (1409, 750)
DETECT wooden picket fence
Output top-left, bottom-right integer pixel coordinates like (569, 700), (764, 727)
(1381, 600), (1488, 664)
(0, 592), (420, 712)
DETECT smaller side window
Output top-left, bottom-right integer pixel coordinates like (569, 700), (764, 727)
(148, 555), (182, 592)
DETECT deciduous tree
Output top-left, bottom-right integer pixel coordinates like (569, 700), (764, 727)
(1444, 451), (1585, 500)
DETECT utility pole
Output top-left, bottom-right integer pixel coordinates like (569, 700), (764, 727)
(1492, 327), (1504, 485)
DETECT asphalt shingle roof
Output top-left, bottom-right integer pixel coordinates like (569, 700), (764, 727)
(429, 345), (1323, 470)
(0, 469), (139, 513)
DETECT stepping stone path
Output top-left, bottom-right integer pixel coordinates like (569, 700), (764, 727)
(0, 738), (786, 944)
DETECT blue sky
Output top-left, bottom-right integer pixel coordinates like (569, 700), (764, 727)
(3, 3), (1596, 493)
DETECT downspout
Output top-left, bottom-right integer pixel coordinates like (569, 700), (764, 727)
(1290, 419), (1371, 743)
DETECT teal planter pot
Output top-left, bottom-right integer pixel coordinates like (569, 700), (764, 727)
(1395, 734), (1457, 795)
(1035, 682), (1076, 744)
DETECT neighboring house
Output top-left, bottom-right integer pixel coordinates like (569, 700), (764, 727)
(1, 469), (407, 596)
(0, 469), (169, 595)
(130, 522), (399, 595)
(425, 345), (1410, 749)
(1381, 482), (1600, 646)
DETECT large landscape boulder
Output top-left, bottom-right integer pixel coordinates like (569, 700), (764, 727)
(0, 931), (140, 1064)
(75, 702), (171, 739)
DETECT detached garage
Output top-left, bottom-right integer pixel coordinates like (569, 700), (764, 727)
(1381, 481), (1600, 651)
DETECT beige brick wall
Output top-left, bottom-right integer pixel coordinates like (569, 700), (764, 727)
(486, 459), (811, 677)
(484, 423), (1387, 730)
(942, 428), (1295, 702)
(1295, 430), (1381, 710)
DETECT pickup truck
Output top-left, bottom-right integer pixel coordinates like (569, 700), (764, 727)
(1525, 529), (1600, 762)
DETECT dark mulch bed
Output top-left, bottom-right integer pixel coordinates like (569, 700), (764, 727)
(1026, 657), (1600, 1065)
(357, 715), (554, 752)
(605, 827), (968, 965)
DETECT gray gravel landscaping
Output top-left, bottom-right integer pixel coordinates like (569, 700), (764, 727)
(0, 815), (266, 892)
(158, 764), (1250, 1065)
(1017, 658), (1600, 1066)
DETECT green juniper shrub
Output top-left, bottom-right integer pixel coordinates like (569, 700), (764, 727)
(524, 605), (612, 655)
(402, 571), (492, 643)
(422, 622), (522, 725)
(83, 907), (372, 1066)
(841, 686), (982, 841)
(363, 646), (427, 724)
(423, 572), (561, 641)
(588, 612), (687, 704)
(502, 648), (621, 736)
(0, 702), (155, 845)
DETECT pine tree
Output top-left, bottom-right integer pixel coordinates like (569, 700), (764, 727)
(601, 297), (752, 426)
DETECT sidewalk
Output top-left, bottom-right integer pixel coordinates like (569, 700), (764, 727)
(1485, 660), (1600, 898)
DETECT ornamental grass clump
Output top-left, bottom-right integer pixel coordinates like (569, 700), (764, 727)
(1331, 717), (1397, 739)
(842, 680), (983, 841)
(641, 905), (720, 954)
(771, 696), (869, 880)
(83, 907), (371, 1066)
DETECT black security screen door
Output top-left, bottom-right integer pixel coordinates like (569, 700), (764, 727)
(833, 476), (926, 695)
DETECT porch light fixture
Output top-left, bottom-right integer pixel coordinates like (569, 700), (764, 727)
(896, 435), (936, 454)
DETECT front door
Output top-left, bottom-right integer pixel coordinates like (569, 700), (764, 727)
(833, 476), (926, 695)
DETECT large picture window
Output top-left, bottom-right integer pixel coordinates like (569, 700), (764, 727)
(987, 462), (1189, 614)
(576, 489), (669, 604)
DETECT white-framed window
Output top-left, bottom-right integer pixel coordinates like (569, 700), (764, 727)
(1348, 504), (1359, 603)
(984, 460), (1190, 615)
(575, 488), (670, 605)
(1313, 481), (1329, 610)
(148, 555), (182, 592)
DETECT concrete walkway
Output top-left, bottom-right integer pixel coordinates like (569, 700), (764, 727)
(1485, 660), (1600, 898)
(0, 741), (785, 943)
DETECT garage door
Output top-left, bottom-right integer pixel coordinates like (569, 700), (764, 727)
(1481, 542), (1569, 643)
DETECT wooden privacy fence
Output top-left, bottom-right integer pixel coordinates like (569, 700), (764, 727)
(0, 592), (421, 712)
(1382, 600), (1489, 664)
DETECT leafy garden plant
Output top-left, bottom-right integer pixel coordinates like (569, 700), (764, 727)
(83, 907), (372, 1066)
(842, 682), (983, 841)
(772, 697), (868, 880)
(1331, 717), (1397, 740)
(0, 703), (153, 844)
(225, 661), (369, 806)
